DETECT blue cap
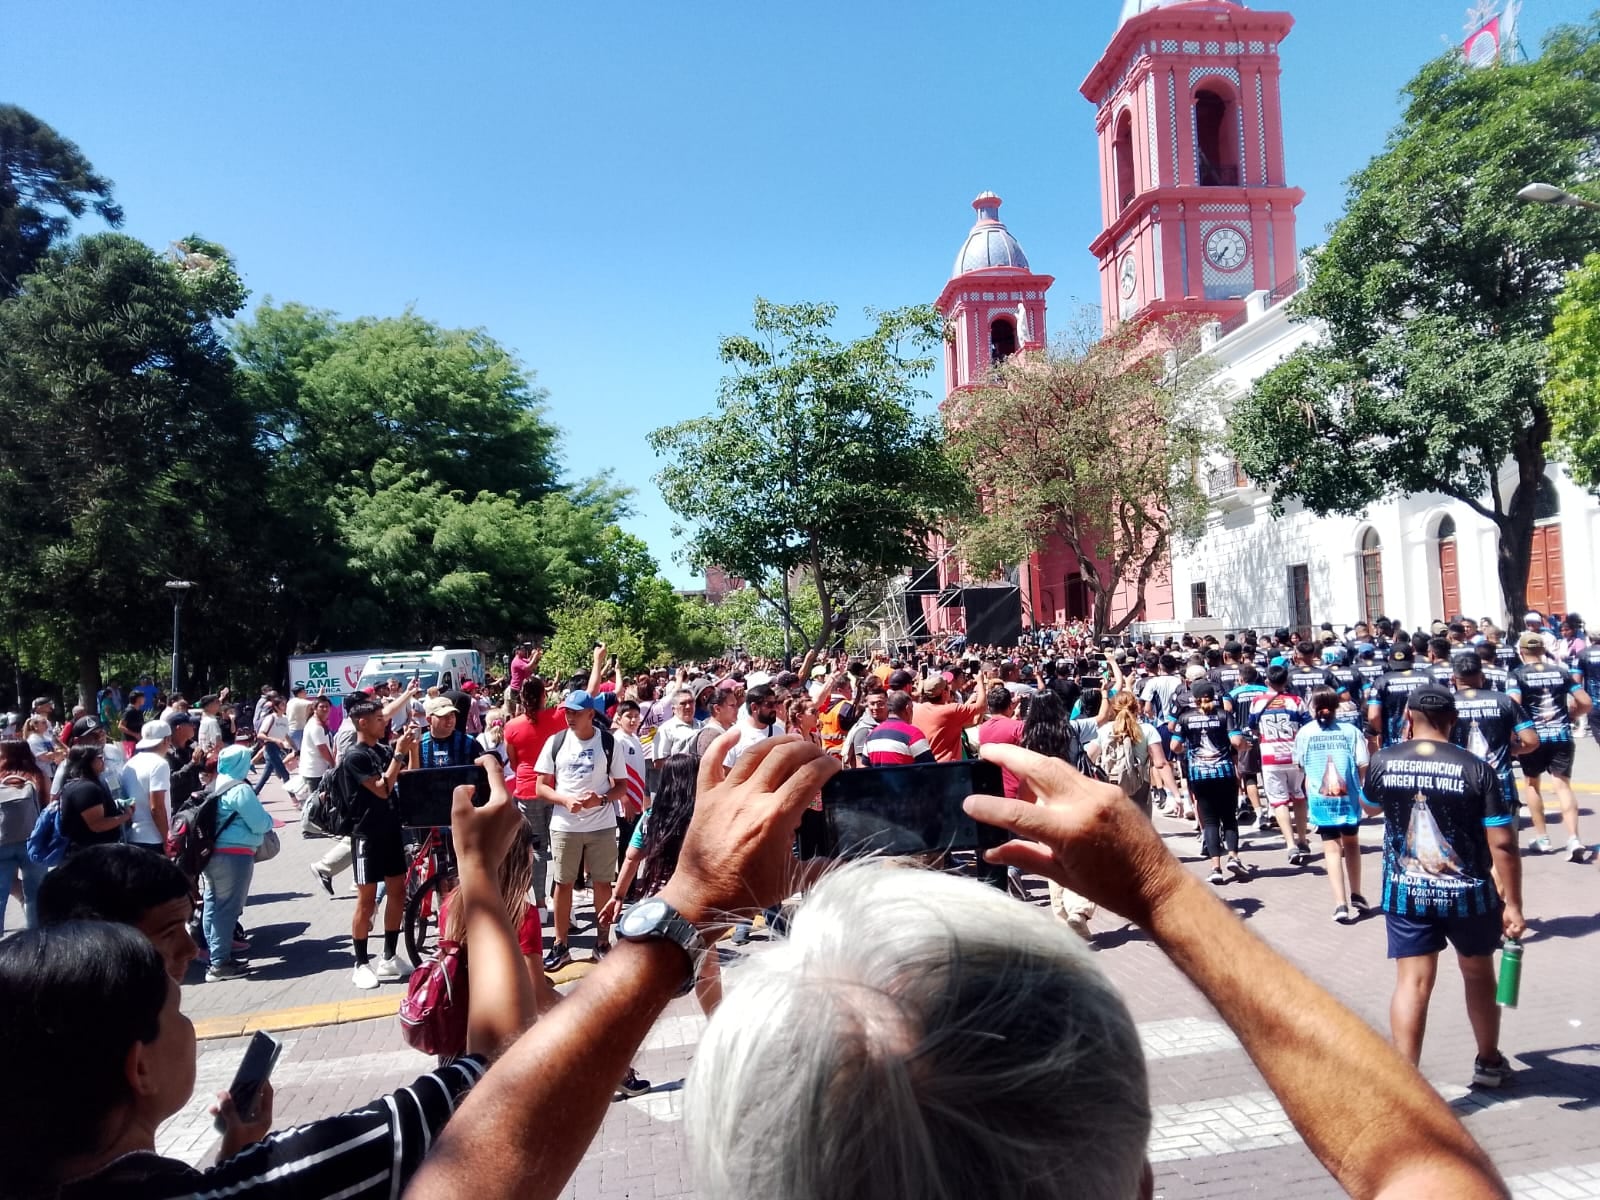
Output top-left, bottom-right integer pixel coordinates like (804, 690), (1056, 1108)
(561, 690), (592, 711)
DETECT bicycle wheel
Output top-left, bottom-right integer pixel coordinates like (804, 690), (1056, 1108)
(403, 871), (445, 965)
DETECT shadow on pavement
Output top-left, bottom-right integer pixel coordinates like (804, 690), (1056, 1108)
(247, 891), (316, 906)
(1526, 912), (1600, 941)
(1091, 923), (1151, 951)
(1508, 1044), (1600, 1111)
(242, 935), (354, 982)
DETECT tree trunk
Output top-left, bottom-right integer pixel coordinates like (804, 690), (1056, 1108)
(1494, 509), (1534, 627)
(76, 642), (101, 713)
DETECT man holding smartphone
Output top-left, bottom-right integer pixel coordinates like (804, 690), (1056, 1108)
(334, 698), (418, 989)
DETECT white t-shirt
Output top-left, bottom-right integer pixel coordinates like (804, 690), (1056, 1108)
(286, 697), (313, 732)
(535, 728), (626, 834)
(301, 718), (333, 780)
(198, 713), (224, 753)
(615, 730), (647, 817)
(722, 720), (787, 769)
(121, 750), (172, 845)
(258, 712), (288, 745)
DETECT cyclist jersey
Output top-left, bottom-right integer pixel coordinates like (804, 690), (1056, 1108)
(1578, 644), (1600, 707)
(1212, 664), (1242, 695)
(1287, 665), (1344, 703)
(1508, 661), (1583, 743)
(1493, 643), (1518, 672)
(419, 728), (477, 768)
(1226, 683), (1268, 734)
(1327, 666), (1364, 726)
(1246, 690), (1311, 767)
(1367, 668), (1432, 748)
(1426, 661), (1455, 686)
(1167, 709), (1236, 781)
(1480, 664), (1509, 693)
(1449, 687), (1531, 777)
(1363, 740), (1509, 919)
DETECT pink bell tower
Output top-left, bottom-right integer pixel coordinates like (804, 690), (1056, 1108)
(935, 193), (1054, 394)
(1081, 0), (1303, 333)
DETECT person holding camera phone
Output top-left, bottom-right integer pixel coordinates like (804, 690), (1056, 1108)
(336, 698), (419, 989)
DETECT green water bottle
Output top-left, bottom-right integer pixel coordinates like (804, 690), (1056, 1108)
(1496, 939), (1522, 1008)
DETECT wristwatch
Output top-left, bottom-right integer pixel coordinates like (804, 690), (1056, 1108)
(616, 897), (708, 996)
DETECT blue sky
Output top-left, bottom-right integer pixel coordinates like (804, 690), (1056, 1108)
(5, 1), (1575, 587)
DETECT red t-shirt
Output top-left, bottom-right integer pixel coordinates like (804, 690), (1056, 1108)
(503, 707), (566, 799)
(977, 716), (1026, 797)
(439, 894), (543, 956)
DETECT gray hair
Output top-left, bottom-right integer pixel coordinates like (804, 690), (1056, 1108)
(685, 861), (1151, 1200)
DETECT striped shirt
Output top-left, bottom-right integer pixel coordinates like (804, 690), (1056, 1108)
(865, 718), (935, 766)
(59, 1057), (486, 1200)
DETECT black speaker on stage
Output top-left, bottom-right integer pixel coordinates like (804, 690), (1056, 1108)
(904, 592), (928, 637)
(962, 584), (1023, 646)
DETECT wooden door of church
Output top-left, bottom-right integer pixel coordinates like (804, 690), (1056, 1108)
(1438, 535), (1460, 622)
(1525, 524), (1566, 614)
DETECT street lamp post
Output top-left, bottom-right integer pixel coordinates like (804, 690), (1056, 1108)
(1517, 182), (1600, 211)
(164, 581), (194, 694)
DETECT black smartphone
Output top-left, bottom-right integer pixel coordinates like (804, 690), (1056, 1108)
(395, 764), (490, 827)
(819, 760), (1008, 859)
(213, 1030), (282, 1131)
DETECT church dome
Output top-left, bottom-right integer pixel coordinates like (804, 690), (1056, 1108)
(1118, 0), (1243, 26)
(951, 192), (1031, 278)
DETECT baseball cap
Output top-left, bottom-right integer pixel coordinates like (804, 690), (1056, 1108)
(166, 712), (197, 728)
(1451, 651), (1483, 675)
(886, 669), (916, 691)
(424, 696), (458, 718)
(136, 719), (173, 750)
(1524, 611), (1543, 625)
(1389, 643), (1414, 662)
(1406, 684), (1457, 715)
(71, 716), (102, 739)
(561, 690), (593, 711)
(461, 680), (478, 693)
(917, 675), (946, 698)
(810, 665), (827, 678)
(1518, 631), (1546, 652)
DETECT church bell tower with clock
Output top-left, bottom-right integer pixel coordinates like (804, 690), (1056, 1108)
(1081, 0), (1304, 333)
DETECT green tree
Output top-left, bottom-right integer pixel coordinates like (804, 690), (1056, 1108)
(944, 317), (1215, 635)
(0, 105), (123, 297)
(0, 232), (255, 703)
(1548, 252), (1600, 487)
(1227, 19), (1600, 620)
(543, 597), (646, 683)
(708, 579), (825, 660)
(650, 299), (969, 667)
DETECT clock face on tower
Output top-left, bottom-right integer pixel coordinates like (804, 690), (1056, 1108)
(1119, 253), (1137, 298)
(1205, 226), (1249, 272)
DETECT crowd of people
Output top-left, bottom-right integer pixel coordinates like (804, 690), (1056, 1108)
(0, 605), (1590, 1198)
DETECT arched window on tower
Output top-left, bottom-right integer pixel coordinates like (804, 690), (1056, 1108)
(990, 317), (1018, 364)
(1195, 89), (1240, 187)
(1358, 527), (1384, 623)
(1113, 111), (1136, 212)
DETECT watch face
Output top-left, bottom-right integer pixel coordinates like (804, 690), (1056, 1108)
(620, 897), (668, 936)
(1205, 226), (1248, 271)
(1119, 253), (1137, 298)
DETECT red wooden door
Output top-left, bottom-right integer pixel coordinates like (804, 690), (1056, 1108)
(1525, 524), (1567, 613)
(1438, 536), (1460, 621)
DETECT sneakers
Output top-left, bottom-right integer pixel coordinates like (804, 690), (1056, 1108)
(374, 955), (404, 980)
(205, 960), (248, 981)
(1332, 905), (1354, 924)
(592, 938), (611, 961)
(1258, 809), (1275, 833)
(1349, 893), (1371, 913)
(730, 923), (752, 946)
(543, 942), (572, 972)
(1208, 868), (1226, 885)
(1287, 847), (1305, 867)
(1064, 912), (1092, 940)
(1472, 1054), (1511, 1088)
(352, 963), (380, 990)
(232, 937), (251, 955)
(1288, 843), (1312, 866)
(1565, 836), (1590, 863)
(310, 865), (335, 897)
(1529, 836), (1553, 854)
(614, 1068), (651, 1098)
(1226, 856), (1250, 880)
(1237, 804), (1257, 825)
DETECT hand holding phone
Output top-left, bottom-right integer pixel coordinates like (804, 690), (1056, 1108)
(820, 760), (1006, 859)
(213, 1030), (281, 1134)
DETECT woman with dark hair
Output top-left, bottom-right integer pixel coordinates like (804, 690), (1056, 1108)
(600, 754), (722, 1014)
(0, 738), (50, 932)
(0, 736), (51, 806)
(1293, 687), (1369, 924)
(58, 743), (132, 853)
(0, 777), (536, 1199)
(1021, 690), (1099, 934)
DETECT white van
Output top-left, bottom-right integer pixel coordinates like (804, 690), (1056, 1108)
(356, 647), (484, 694)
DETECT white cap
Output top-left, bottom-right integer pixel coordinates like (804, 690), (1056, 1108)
(136, 719), (173, 751)
(1523, 611), (1542, 624)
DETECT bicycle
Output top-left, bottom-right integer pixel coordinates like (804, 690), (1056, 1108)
(402, 826), (456, 965)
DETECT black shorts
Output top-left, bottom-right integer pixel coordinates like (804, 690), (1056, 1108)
(352, 827), (407, 885)
(1521, 739), (1575, 779)
(1385, 907), (1501, 959)
(795, 807), (828, 860)
(1317, 823), (1359, 841)
(1234, 740), (1261, 779)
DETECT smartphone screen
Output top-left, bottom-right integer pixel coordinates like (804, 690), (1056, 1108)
(819, 761), (1007, 859)
(395, 765), (490, 828)
(214, 1030), (282, 1130)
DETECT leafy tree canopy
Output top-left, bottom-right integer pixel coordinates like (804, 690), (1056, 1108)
(650, 299), (969, 664)
(1548, 253), (1600, 488)
(0, 105), (123, 297)
(1228, 18), (1600, 619)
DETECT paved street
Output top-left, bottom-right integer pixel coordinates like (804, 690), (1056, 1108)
(171, 752), (1600, 1198)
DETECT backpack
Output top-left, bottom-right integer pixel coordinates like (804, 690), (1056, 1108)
(300, 775), (337, 838)
(165, 780), (240, 888)
(26, 801), (70, 867)
(1101, 732), (1147, 797)
(546, 727), (617, 778)
(399, 941), (469, 1060)
(0, 778), (42, 846)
